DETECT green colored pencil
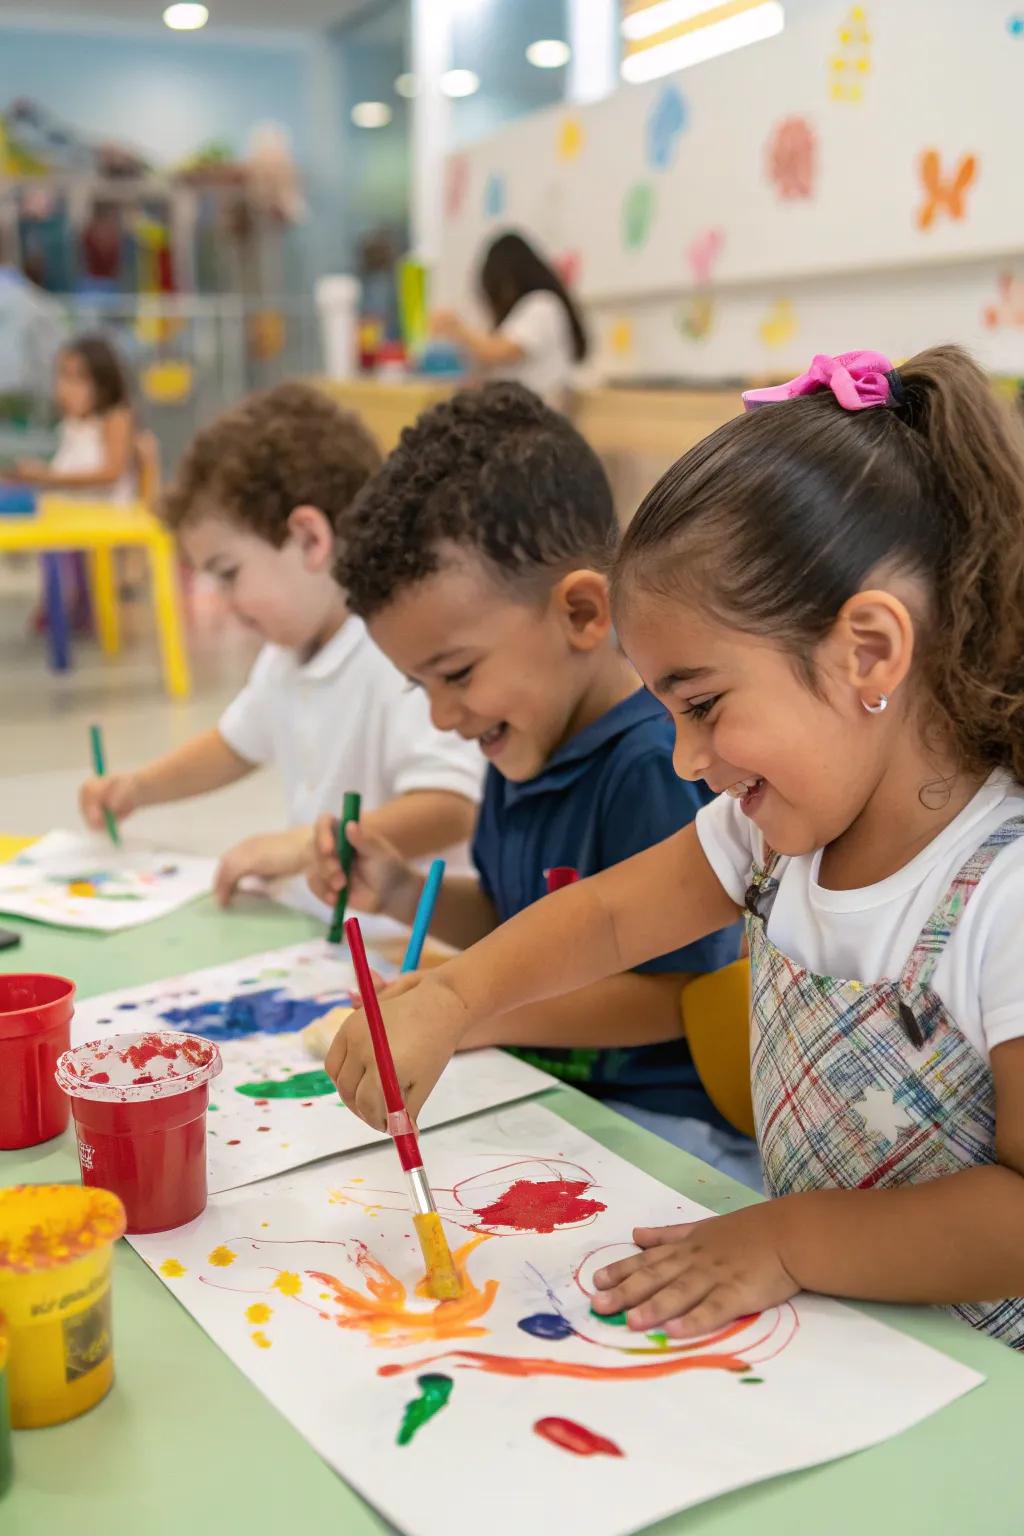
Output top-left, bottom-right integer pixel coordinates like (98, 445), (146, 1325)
(89, 724), (121, 847)
(327, 790), (362, 944)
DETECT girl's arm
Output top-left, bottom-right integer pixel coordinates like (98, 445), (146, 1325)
(22, 409), (134, 491)
(430, 310), (524, 367)
(362, 789), (477, 863)
(459, 970), (691, 1051)
(327, 824), (738, 1126)
(591, 1037), (1024, 1335)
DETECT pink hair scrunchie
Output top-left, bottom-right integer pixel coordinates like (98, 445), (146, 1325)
(742, 350), (900, 413)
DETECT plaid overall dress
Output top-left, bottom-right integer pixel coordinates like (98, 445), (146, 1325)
(746, 815), (1024, 1347)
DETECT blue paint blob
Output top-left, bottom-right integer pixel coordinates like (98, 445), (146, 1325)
(646, 83), (687, 171)
(158, 986), (352, 1043)
(116, 1002), (140, 1011)
(517, 1312), (575, 1341)
(1009, 14), (1024, 35)
(484, 171), (506, 218)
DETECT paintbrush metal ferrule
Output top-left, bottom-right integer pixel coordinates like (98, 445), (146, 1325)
(406, 1164), (436, 1218)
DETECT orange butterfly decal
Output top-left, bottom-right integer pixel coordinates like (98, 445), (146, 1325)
(916, 150), (977, 230)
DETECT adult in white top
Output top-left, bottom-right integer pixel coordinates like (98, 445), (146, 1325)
(430, 231), (587, 411)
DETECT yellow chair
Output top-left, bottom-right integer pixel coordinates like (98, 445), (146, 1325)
(0, 495), (191, 699)
(681, 959), (756, 1139)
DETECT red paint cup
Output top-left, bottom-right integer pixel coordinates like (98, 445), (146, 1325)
(0, 974), (75, 1150)
(55, 1031), (222, 1234)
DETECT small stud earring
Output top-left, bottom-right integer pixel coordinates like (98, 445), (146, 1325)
(862, 693), (889, 715)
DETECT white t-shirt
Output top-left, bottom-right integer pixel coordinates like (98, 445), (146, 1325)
(52, 416), (135, 503)
(696, 770), (1024, 1065)
(218, 617), (484, 829)
(493, 291), (575, 408)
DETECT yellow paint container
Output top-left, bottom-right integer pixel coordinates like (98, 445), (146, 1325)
(0, 1185), (126, 1428)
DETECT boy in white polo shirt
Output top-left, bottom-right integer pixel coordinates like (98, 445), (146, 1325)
(79, 383), (482, 908)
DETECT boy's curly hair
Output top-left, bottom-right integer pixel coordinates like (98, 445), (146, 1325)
(335, 383), (616, 617)
(162, 382), (381, 543)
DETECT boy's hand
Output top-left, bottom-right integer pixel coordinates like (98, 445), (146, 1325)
(324, 974), (468, 1130)
(214, 827), (312, 907)
(79, 771), (145, 831)
(590, 1204), (799, 1339)
(308, 814), (421, 921)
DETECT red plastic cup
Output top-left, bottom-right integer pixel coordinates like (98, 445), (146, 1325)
(0, 974), (75, 1150)
(54, 1031), (222, 1234)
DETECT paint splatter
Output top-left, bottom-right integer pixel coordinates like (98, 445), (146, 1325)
(590, 1305), (627, 1326)
(646, 83), (687, 171)
(160, 1258), (186, 1278)
(158, 988), (351, 1043)
(227, 1139), (241, 1146)
(471, 1178), (606, 1234)
(740, 1375), (765, 1384)
(251, 1331), (272, 1349)
(306, 1237), (496, 1347)
(622, 183), (655, 250)
(208, 1245), (237, 1267)
(396, 1373), (454, 1446)
(235, 1070), (335, 1100)
(272, 1271), (302, 1297)
(246, 1302), (272, 1324)
(534, 1417), (624, 1458)
(518, 1312), (575, 1341)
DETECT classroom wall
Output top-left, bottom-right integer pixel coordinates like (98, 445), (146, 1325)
(438, 0), (1024, 380)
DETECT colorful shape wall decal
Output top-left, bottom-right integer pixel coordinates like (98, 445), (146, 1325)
(622, 182), (655, 250)
(557, 115), (584, 162)
(646, 84), (687, 172)
(484, 171), (506, 219)
(676, 295), (715, 342)
(766, 117), (817, 201)
(759, 298), (798, 350)
(608, 319), (633, 358)
(983, 272), (1024, 328)
(445, 155), (469, 218)
(829, 6), (871, 102)
(916, 149), (977, 229)
(686, 228), (725, 286)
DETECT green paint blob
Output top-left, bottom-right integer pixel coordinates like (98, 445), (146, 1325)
(235, 1070), (336, 1100)
(740, 1376), (764, 1385)
(647, 1331), (669, 1348)
(590, 1305), (628, 1326)
(622, 182), (655, 250)
(396, 1373), (453, 1446)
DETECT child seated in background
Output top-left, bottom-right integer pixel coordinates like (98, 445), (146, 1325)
(79, 382), (482, 910)
(16, 334), (137, 630)
(309, 382), (753, 1182)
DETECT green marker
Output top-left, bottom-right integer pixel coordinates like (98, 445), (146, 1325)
(89, 724), (121, 846)
(327, 790), (361, 944)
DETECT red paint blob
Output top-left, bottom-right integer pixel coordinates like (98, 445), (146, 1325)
(87, 1072), (110, 1085)
(472, 1178), (606, 1233)
(534, 1417), (624, 1458)
(257, 1126), (270, 1133)
(254, 1099), (269, 1107)
(227, 1139), (241, 1146)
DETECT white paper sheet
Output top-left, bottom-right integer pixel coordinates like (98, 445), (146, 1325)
(131, 1100), (983, 1536)
(72, 940), (555, 1193)
(0, 829), (215, 931)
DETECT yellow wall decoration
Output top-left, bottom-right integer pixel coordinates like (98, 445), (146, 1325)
(759, 298), (798, 349)
(609, 318), (634, 357)
(557, 115), (584, 162)
(829, 6), (871, 103)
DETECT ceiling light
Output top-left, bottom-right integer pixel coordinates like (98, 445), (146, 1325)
(526, 39), (571, 68)
(440, 69), (481, 98)
(351, 101), (392, 129)
(621, 0), (722, 42)
(163, 2), (209, 29)
(621, 1), (784, 82)
(394, 73), (419, 98)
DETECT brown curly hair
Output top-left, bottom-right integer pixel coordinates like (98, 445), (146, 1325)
(335, 382), (615, 617)
(162, 382), (381, 544)
(614, 345), (1024, 783)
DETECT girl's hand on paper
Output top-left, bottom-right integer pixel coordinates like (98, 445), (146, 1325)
(590, 1203), (800, 1338)
(325, 973), (468, 1130)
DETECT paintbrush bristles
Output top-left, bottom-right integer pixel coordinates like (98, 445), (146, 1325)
(413, 1211), (462, 1300)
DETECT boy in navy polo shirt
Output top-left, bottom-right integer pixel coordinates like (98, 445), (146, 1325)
(311, 383), (756, 1183)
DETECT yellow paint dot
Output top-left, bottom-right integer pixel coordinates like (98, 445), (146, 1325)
(208, 1245), (237, 1268)
(319, 1292), (330, 1300)
(350, 1177), (364, 1184)
(260, 1222), (270, 1229)
(251, 1331), (272, 1349)
(366, 1208), (380, 1219)
(272, 1271), (302, 1297)
(246, 1302), (272, 1324)
(160, 1258), (186, 1278)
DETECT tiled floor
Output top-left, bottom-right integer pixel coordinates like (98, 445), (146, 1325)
(1, 559), (281, 857)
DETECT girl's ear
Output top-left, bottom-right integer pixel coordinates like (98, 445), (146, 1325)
(835, 587), (915, 707)
(286, 504), (335, 573)
(551, 569), (614, 653)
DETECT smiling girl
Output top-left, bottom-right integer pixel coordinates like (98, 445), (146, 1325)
(327, 346), (1024, 1349)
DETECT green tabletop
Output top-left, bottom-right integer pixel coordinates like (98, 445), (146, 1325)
(2, 897), (1023, 1536)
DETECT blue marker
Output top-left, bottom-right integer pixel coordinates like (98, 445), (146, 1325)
(402, 859), (445, 973)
